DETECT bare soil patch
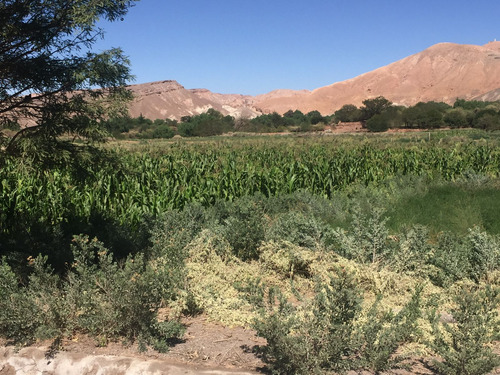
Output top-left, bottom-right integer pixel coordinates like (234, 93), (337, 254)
(2, 315), (500, 374)
(0, 315), (266, 374)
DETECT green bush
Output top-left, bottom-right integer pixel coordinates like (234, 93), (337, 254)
(0, 255), (61, 345)
(431, 228), (500, 285)
(0, 236), (185, 351)
(252, 270), (423, 374)
(266, 211), (325, 250)
(149, 202), (209, 260)
(430, 232), (470, 286)
(466, 227), (500, 282)
(429, 284), (500, 375)
(66, 236), (184, 348)
(391, 225), (432, 275)
(332, 205), (390, 264)
(213, 195), (266, 260)
(353, 286), (423, 371)
(252, 270), (362, 374)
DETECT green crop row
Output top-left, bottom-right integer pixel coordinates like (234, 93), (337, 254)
(2, 139), (499, 235)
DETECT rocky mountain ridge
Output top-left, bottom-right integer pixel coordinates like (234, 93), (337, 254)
(127, 42), (500, 120)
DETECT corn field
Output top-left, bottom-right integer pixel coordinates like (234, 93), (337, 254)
(1, 137), (500, 234)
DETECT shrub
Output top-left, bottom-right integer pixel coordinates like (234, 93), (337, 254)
(431, 228), (500, 285)
(430, 232), (470, 286)
(0, 236), (185, 351)
(332, 205), (390, 264)
(252, 269), (424, 374)
(429, 283), (500, 375)
(252, 269), (362, 374)
(213, 195), (266, 260)
(266, 211), (325, 250)
(65, 236), (184, 348)
(466, 227), (500, 282)
(391, 225), (432, 275)
(353, 286), (423, 371)
(149, 202), (209, 260)
(0, 255), (60, 345)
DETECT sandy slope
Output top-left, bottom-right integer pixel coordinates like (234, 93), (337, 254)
(127, 42), (500, 120)
(254, 41), (500, 114)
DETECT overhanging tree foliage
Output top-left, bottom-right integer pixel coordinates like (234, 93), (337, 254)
(0, 0), (137, 165)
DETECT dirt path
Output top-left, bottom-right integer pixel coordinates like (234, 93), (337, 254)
(0, 346), (263, 375)
(0, 346), (260, 375)
(0, 316), (265, 375)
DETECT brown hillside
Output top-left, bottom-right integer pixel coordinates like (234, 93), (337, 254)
(254, 42), (500, 115)
(128, 80), (260, 120)
(128, 42), (500, 120)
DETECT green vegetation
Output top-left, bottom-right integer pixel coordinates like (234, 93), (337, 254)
(429, 284), (500, 375)
(0, 0), (136, 165)
(333, 97), (500, 132)
(0, 235), (184, 350)
(99, 98), (500, 141)
(178, 108), (235, 136)
(387, 182), (500, 235)
(105, 115), (178, 139)
(241, 109), (329, 132)
(10, 3), (497, 372)
(251, 271), (423, 374)
(1, 132), (499, 373)
(104, 108), (330, 138)
(2, 135), (500, 266)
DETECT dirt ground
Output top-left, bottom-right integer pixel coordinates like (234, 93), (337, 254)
(62, 314), (267, 371)
(2, 313), (500, 374)
(0, 315), (266, 374)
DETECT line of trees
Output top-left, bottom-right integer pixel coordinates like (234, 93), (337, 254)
(104, 108), (332, 138)
(104, 97), (500, 140)
(334, 97), (500, 132)
(236, 109), (330, 133)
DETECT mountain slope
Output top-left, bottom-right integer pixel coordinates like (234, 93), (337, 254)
(254, 42), (500, 114)
(128, 42), (500, 119)
(128, 80), (260, 120)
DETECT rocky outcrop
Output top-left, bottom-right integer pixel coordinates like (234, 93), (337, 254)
(128, 80), (260, 120)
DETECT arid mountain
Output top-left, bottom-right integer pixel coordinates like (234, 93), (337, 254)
(128, 42), (500, 120)
(254, 41), (500, 115)
(473, 87), (500, 102)
(128, 80), (260, 120)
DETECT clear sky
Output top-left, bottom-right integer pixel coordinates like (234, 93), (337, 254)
(95, 0), (500, 96)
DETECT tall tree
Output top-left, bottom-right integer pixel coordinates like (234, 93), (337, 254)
(360, 96), (392, 121)
(334, 104), (362, 122)
(0, 0), (137, 165)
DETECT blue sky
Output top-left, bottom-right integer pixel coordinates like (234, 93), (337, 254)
(95, 0), (500, 96)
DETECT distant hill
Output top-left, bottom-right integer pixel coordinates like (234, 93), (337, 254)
(127, 80), (260, 120)
(128, 42), (500, 120)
